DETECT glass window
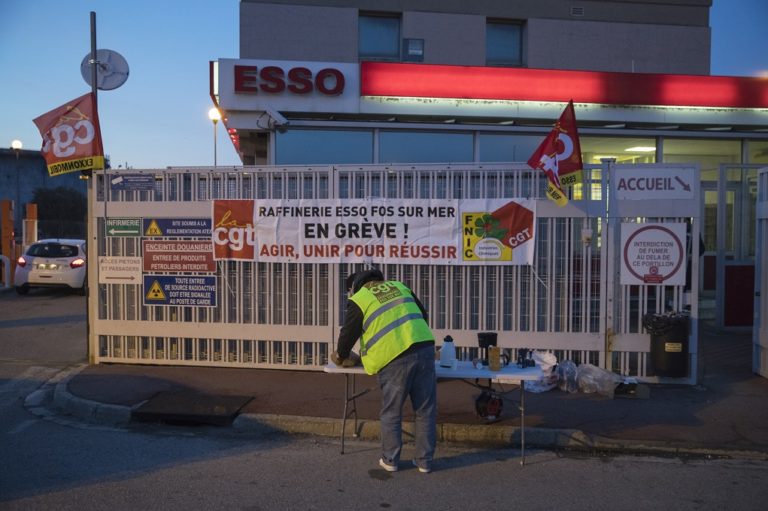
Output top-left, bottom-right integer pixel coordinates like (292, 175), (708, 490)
(663, 138), (741, 255)
(662, 138), (741, 180)
(726, 167), (757, 258)
(581, 137), (657, 165)
(380, 131), (473, 163)
(486, 21), (523, 66)
(359, 15), (400, 61)
(748, 140), (768, 163)
(478, 133), (541, 162)
(275, 130), (373, 165)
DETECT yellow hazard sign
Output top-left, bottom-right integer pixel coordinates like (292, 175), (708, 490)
(145, 280), (167, 301)
(145, 219), (163, 236)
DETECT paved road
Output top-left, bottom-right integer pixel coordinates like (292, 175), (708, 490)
(0, 288), (87, 369)
(2, 289), (768, 510)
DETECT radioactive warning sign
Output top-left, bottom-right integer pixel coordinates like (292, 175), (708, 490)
(142, 275), (217, 307)
(145, 280), (167, 300)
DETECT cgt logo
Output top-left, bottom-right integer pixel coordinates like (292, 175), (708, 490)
(212, 200), (257, 260)
(42, 112), (97, 158)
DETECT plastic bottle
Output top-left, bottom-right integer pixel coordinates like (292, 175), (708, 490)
(440, 335), (456, 368)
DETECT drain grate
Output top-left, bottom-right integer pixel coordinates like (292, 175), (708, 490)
(132, 391), (253, 426)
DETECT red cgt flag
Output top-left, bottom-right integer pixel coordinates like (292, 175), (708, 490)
(527, 100), (583, 207)
(33, 93), (105, 177)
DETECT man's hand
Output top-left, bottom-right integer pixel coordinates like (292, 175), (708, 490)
(331, 350), (345, 366)
(331, 350), (361, 367)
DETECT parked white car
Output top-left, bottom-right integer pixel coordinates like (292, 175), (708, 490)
(14, 239), (87, 295)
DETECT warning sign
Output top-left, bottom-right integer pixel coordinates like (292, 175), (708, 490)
(142, 275), (217, 307)
(145, 280), (167, 300)
(142, 218), (212, 238)
(620, 223), (686, 286)
(142, 240), (216, 272)
(145, 220), (163, 236)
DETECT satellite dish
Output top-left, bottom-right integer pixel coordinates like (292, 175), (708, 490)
(81, 49), (129, 91)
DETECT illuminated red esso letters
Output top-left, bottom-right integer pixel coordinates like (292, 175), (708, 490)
(234, 65), (345, 96)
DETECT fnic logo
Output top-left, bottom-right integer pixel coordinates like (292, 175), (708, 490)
(42, 106), (96, 158)
(462, 200), (534, 262)
(212, 200), (256, 260)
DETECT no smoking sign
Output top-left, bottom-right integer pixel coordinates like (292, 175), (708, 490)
(620, 223), (686, 286)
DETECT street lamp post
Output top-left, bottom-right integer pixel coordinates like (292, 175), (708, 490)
(11, 140), (22, 238)
(208, 107), (221, 167)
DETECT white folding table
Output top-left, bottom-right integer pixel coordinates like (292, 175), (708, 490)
(324, 360), (543, 464)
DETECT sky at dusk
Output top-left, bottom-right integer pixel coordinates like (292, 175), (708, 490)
(1, 0), (766, 170)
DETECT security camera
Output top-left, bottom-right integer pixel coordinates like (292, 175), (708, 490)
(265, 107), (288, 127)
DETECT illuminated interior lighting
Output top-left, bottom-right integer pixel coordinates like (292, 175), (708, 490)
(592, 155), (618, 160)
(625, 146), (656, 152)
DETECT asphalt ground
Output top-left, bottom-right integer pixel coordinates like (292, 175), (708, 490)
(42, 322), (768, 460)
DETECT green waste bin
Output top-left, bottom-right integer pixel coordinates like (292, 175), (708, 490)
(642, 312), (689, 378)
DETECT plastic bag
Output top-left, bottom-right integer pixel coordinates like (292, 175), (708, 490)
(556, 360), (579, 393)
(526, 372), (558, 393)
(525, 351), (559, 393)
(534, 351), (557, 370)
(576, 363), (621, 397)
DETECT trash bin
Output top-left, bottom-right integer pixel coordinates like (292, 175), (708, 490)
(642, 312), (689, 377)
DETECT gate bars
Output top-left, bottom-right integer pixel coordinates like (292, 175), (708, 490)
(87, 162), (699, 381)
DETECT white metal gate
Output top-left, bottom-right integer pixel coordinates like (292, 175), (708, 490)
(87, 162), (699, 381)
(605, 163), (701, 384)
(754, 167), (768, 378)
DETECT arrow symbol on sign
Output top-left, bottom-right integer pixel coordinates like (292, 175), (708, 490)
(674, 176), (691, 192)
(108, 228), (138, 235)
(105, 276), (137, 281)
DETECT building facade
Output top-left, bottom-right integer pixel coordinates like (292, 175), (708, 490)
(211, 0), (768, 328)
(0, 147), (86, 237)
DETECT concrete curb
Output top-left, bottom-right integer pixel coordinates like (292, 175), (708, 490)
(52, 364), (135, 426)
(50, 374), (768, 462)
(232, 413), (768, 461)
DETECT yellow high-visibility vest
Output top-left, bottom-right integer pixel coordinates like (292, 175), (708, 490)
(350, 281), (433, 375)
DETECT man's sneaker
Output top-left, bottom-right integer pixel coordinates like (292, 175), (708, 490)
(379, 458), (398, 472)
(412, 460), (432, 473)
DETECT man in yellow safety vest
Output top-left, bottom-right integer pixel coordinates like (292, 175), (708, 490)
(332, 269), (436, 473)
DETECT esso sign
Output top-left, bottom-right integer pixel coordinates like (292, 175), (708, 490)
(234, 65), (345, 96)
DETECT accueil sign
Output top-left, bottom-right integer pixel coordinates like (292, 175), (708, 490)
(211, 198), (536, 266)
(620, 223), (686, 285)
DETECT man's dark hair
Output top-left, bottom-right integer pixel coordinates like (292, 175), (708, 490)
(347, 269), (385, 293)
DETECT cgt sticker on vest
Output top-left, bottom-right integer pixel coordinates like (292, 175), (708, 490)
(143, 275), (217, 307)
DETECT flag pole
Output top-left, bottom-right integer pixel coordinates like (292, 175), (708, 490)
(86, 11), (97, 363)
(91, 12), (97, 107)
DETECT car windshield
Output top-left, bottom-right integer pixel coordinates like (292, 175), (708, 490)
(26, 243), (78, 258)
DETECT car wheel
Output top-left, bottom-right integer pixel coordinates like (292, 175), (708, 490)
(77, 285), (87, 296)
(15, 285), (29, 295)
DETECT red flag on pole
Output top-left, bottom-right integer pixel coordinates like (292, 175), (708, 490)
(527, 100), (583, 207)
(33, 93), (104, 177)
